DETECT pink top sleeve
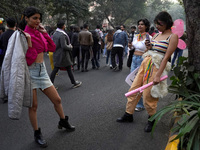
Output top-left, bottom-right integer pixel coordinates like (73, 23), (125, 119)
(24, 25), (56, 66)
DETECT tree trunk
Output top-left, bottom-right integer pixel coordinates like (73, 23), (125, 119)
(183, 0), (200, 71)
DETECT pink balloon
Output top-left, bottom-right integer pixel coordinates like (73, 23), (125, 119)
(178, 39), (186, 49)
(172, 19), (184, 38)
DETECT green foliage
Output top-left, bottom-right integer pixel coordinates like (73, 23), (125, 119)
(149, 56), (200, 150)
(90, 0), (146, 29)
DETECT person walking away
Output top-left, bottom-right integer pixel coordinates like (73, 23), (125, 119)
(117, 11), (178, 133)
(71, 26), (81, 70)
(19, 7), (76, 148)
(102, 30), (108, 57)
(78, 24), (93, 72)
(111, 26), (128, 71)
(105, 30), (113, 67)
(95, 25), (103, 60)
(120, 25), (129, 56)
(50, 20), (82, 88)
(91, 30), (100, 69)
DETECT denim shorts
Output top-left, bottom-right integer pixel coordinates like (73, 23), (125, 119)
(28, 62), (53, 90)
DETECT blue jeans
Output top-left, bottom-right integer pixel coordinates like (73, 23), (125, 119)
(106, 50), (112, 64)
(103, 44), (107, 56)
(171, 47), (183, 67)
(131, 55), (143, 72)
(130, 55), (144, 108)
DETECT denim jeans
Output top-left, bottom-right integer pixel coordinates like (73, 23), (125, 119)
(106, 50), (112, 64)
(131, 55), (143, 72)
(130, 55), (144, 108)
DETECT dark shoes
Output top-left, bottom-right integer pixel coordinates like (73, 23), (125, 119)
(114, 68), (122, 72)
(34, 128), (48, 148)
(34, 117), (75, 148)
(144, 116), (155, 132)
(58, 116), (75, 131)
(72, 81), (82, 89)
(116, 112), (133, 123)
(112, 66), (117, 71)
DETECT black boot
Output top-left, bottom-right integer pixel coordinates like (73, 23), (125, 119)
(58, 116), (75, 131)
(34, 128), (48, 148)
(144, 116), (155, 132)
(116, 112), (133, 123)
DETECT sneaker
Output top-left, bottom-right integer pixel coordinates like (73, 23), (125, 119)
(135, 107), (145, 112)
(72, 81), (82, 88)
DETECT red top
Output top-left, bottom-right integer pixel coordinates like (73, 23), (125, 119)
(24, 25), (56, 66)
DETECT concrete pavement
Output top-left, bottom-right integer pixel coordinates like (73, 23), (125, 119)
(0, 52), (183, 150)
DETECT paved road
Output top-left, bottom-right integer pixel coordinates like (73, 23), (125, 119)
(0, 53), (180, 150)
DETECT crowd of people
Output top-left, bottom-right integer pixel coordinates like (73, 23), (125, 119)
(0, 6), (185, 148)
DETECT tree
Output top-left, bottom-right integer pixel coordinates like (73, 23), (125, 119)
(183, 0), (200, 71)
(145, 0), (172, 25)
(0, 0), (55, 25)
(89, 0), (146, 29)
(50, 0), (91, 28)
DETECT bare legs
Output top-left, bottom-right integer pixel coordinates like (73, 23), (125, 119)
(29, 86), (65, 130)
(29, 89), (38, 130)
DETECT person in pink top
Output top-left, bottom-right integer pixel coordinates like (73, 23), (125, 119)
(19, 7), (75, 148)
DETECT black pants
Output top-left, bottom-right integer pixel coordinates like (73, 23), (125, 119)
(81, 45), (90, 70)
(72, 46), (80, 69)
(111, 47), (124, 70)
(50, 66), (75, 84)
(91, 44), (100, 68)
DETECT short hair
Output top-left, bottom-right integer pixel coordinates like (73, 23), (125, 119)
(154, 11), (173, 30)
(150, 26), (155, 31)
(0, 26), (5, 32)
(6, 17), (16, 28)
(131, 26), (136, 29)
(83, 24), (88, 29)
(69, 25), (74, 31)
(137, 19), (150, 32)
(121, 25), (126, 29)
(57, 20), (65, 29)
(74, 26), (80, 32)
(115, 26), (121, 30)
(96, 25), (101, 29)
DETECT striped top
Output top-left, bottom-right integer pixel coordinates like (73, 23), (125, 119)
(151, 34), (172, 54)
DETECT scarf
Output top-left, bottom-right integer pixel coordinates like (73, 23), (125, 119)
(56, 28), (70, 44)
(137, 32), (146, 41)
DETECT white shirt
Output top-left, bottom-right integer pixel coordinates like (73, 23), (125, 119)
(132, 34), (152, 53)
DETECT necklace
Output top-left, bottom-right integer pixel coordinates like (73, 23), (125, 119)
(137, 32), (146, 41)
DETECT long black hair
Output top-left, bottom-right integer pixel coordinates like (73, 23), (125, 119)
(19, 6), (42, 30)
